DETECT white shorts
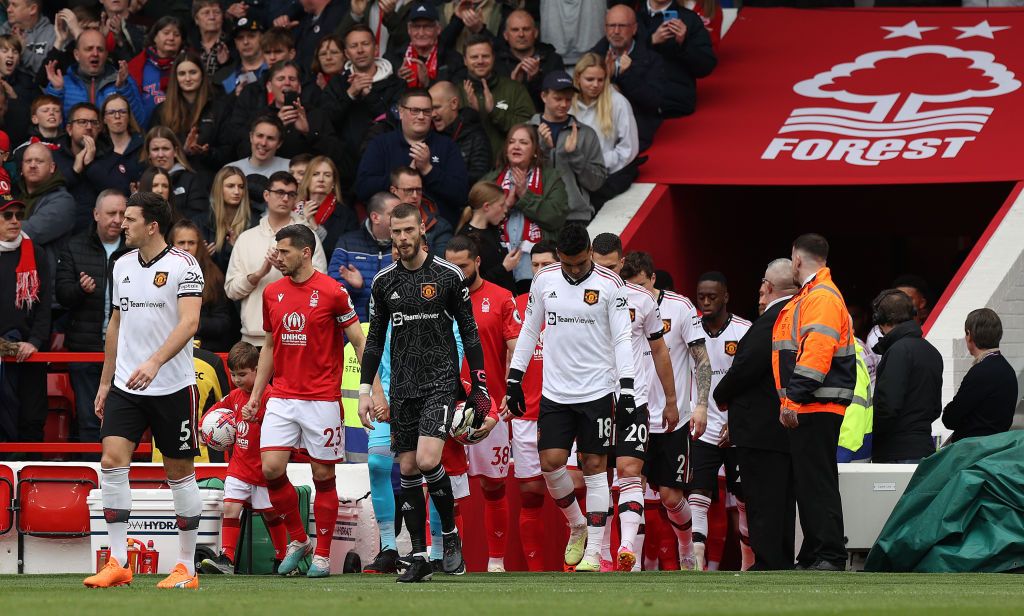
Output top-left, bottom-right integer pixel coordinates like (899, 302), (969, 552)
(451, 472), (470, 500)
(467, 418), (511, 480)
(511, 419), (578, 481)
(262, 397), (344, 463)
(223, 475), (272, 510)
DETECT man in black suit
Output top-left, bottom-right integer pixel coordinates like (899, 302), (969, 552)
(714, 258), (799, 570)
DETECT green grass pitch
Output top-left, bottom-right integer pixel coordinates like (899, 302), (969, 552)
(3, 572), (1024, 615)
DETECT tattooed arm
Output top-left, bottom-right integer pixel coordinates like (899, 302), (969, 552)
(689, 339), (712, 438)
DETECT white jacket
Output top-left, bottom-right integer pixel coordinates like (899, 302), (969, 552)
(224, 214), (328, 345)
(572, 89), (639, 174)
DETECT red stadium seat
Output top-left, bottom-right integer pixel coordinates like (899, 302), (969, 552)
(16, 465), (98, 537)
(129, 465), (169, 489)
(0, 464), (13, 536)
(47, 372), (75, 412)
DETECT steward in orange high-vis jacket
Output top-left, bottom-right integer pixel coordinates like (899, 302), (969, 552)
(772, 233), (854, 572)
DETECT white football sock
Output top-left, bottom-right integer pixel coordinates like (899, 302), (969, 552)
(543, 466), (586, 527)
(169, 473), (202, 575)
(101, 466), (132, 565)
(616, 477), (643, 554)
(584, 473), (609, 557)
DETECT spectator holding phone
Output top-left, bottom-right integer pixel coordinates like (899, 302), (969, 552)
(636, 0), (717, 118)
(215, 17), (267, 97)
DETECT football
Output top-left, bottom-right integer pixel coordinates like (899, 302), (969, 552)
(200, 408), (237, 451)
(449, 401), (478, 445)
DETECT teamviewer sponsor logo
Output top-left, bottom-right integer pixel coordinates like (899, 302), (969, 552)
(763, 36), (1020, 166)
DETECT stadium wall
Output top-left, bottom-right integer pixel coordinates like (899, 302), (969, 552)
(924, 181), (1024, 430)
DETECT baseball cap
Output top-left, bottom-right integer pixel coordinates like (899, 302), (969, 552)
(0, 192), (25, 212)
(232, 16), (263, 38)
(408, 1), (440, 22)
(542, 70), (578, 93)
(0, 130), (9, 153)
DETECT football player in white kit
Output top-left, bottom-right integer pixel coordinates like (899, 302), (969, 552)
(506, 224), (636, 571)
(686, 272), (752, 570)
(622, 252), (709, 570)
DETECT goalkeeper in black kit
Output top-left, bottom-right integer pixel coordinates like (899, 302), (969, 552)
(357, 204), (490, 583)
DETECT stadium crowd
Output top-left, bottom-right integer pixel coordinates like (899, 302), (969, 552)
(0, 0), (1019, 581)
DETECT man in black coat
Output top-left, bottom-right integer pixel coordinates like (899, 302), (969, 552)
(54, 189), (129, 448)
(590, 5), (666, 152)
(871, 289), (944, 463)
(225, 60), (349, 180)
(634, 1), (716, 118)
(714, 258), (799, 570)
(942, 308), (1018, 443)
(493, 9), (564, 112)
(323, 23), (406, 187)
(428, 80), (492, 185)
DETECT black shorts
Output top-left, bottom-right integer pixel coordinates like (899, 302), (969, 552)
(686, 439), (742, 500)
(613, 403), (649, 461)
(643, 426), (691, 489)
(390, 386), (458, 454)
(537, 393), (614, 455)
(102, 385), (200, 459)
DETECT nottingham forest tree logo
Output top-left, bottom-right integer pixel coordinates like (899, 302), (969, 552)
(763, 22), (1020, 167)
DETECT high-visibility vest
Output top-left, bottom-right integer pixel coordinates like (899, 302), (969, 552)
(838, 340), (874, 461)
(772, 267), (857, 415)
(341, 323), (370, 429)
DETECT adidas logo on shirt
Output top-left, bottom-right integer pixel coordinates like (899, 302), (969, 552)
(401, 502), (414, 511)
(122, 276), (130, 283)
(390, 291), (400, 300)
(548, 291), (557, 298)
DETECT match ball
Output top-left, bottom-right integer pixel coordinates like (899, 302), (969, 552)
(449, 401), (478, 445)
(200, 408), (236, 451)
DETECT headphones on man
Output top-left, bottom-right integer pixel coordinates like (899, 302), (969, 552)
(872, 289), (917, 326)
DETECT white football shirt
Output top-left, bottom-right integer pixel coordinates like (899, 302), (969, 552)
(625, 283), (663, 408)
(511, 263), (634, 404)
(694, 314), (751, 446)
(648, 290), (703, 434)
(111, 246), (204, 396)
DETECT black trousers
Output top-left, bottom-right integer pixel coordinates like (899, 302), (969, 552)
(788, 412), (846, 566)
(736, 446), (795, 570)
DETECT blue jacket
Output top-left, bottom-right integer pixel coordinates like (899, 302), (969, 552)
(44, 64), (148, 127)
(328, 221), (393, 322)
(354, 129), (468, 226)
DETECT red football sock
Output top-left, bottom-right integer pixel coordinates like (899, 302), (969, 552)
(519, 492), (545, 572)
(642, 500), (663, 568)
(313, 477), (339, 558)
(262, 511), (289, 560)
(454, 501), (465, 538)
(266, 474), (308, 543)
(221, 516), (241, 562)
(483, 484), (508, 559)
(658, 504), (679, 570)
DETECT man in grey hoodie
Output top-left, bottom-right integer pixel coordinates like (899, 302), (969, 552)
(529, 71), (607, 222)
(0, 0), (55, 75)
(18, 142), (76, 284)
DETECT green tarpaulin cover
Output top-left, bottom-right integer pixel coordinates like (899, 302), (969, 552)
(865, 430), (1024, 572)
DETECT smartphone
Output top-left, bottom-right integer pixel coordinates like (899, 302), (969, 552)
(283, 90), (299, 108)
(663, 9), (679, 21)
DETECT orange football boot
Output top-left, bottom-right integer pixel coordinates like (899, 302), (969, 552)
(156, 563), (199, 589)
(84, 557), (133, 588)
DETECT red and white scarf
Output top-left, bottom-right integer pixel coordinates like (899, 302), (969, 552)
(0, 232), (40, 310)
(499, 166), (544, 244)
(402, 44), (438, 88)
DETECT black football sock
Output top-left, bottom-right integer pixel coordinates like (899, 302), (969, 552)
(423, 464), (456, 534)
(400, 473), (427, 555)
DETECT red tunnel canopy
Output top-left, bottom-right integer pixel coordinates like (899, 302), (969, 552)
(638, 8), (1024, 186)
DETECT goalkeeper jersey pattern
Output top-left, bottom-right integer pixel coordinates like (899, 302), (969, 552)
(649, 290), (704, 434)
(365, 255), (481, 400)
(626, 283), (664, 409)
(511, 263), (634, 405)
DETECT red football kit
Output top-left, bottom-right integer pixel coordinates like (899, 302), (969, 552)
(514, 293), (543, 421)
(262, 271), (359, 400)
